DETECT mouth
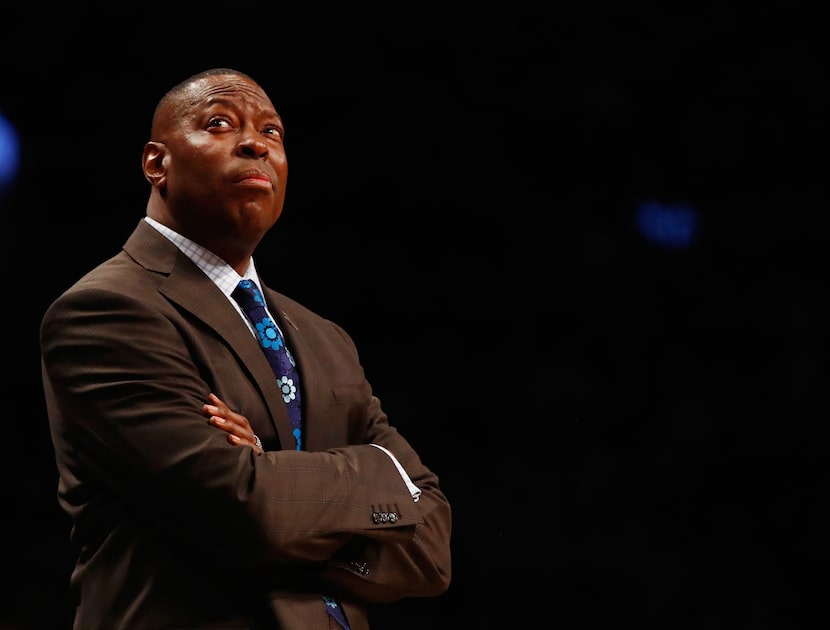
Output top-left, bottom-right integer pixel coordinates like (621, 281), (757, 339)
(234, 170), (273, 190)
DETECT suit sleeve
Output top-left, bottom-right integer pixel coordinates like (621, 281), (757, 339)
(316, 395), (453, 602)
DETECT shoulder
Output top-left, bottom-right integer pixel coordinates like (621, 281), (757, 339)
(262, 286), (357, 348)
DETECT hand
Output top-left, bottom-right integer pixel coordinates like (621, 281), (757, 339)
(204, 392), (264, 454)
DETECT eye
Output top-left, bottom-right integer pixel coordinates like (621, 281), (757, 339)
(207, 117), (232, 129)
(263, 125), (284, 139)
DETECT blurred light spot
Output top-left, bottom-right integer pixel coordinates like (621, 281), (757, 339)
(0, 111), (20, 195)
(636, 201), (698, 249)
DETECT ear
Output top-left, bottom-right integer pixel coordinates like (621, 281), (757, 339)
(142, 141), (168, 187)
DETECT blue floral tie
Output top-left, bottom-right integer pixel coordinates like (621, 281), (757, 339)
(232, 279), (350, 630)
(232, 279), (302, 450)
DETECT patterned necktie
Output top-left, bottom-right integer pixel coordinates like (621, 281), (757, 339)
(231, 279), (303, 450)
(232, 279), (350, 629)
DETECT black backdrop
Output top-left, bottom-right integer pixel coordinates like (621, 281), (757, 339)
(1, 4), (827, 628)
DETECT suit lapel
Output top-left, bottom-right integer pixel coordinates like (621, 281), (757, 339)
(262, 287), (345, 452)
(123, 220), (295, 448)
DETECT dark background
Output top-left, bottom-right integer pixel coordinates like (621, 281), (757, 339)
(1, 3), (827, 628)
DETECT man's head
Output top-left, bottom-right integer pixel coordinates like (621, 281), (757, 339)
(142, 68), (288, 271)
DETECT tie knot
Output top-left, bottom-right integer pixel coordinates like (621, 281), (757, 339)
(233, 279), (265, 308)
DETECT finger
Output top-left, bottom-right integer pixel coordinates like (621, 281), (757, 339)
(229, 433), (263, 454)
(206, 393), (230, 413)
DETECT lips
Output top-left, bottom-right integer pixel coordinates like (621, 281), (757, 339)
(234, 169), (273, 189)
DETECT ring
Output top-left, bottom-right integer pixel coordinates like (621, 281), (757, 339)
(254, 435), (263, 449)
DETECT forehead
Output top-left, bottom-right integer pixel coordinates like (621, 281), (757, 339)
(181, 75), (277, 114)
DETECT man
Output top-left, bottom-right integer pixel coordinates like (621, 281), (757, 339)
(40, 67), (452, 630)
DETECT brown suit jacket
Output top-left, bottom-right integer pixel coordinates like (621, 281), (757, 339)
(40, 219), (452, 629)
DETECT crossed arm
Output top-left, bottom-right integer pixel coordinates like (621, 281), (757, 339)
(205, 393), (422, 502)
(203, 392), (450, 601)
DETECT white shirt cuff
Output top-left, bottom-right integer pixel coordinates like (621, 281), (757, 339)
(370, 443), (421, 502)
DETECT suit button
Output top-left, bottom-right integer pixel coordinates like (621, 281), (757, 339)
(371, 510), (400, 524)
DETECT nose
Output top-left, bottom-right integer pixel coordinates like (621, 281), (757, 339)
(236, 133), (268, 160)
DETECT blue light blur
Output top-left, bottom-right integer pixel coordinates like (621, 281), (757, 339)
(0, 110), (21, 196)
(636, 201), (699, 249)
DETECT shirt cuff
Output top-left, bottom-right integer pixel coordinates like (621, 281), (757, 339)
(369, 443), (422, 502)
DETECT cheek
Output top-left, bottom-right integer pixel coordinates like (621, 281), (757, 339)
(271, 146), (288, 172)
